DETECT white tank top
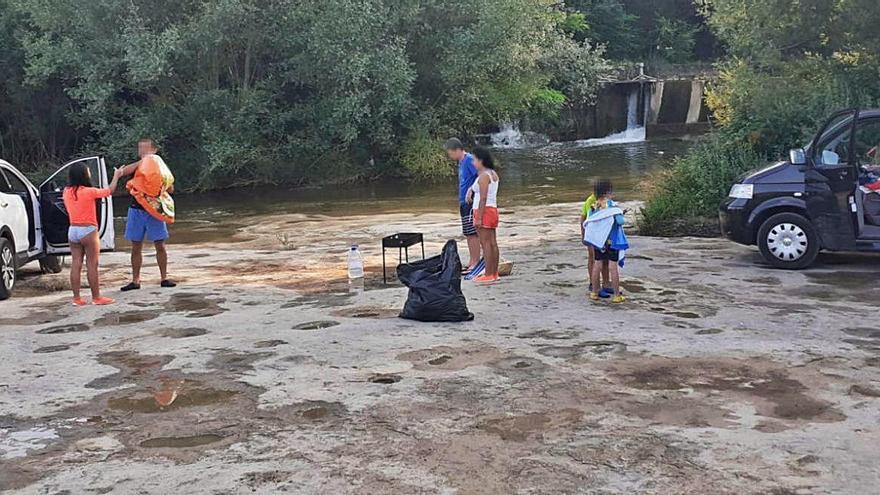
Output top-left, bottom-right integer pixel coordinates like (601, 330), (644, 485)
(471, 171), (499, 208)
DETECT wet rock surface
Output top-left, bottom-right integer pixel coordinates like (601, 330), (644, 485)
(2, 207), (880, 494)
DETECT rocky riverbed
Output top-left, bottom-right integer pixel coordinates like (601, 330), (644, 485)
(1, 203), (879, 494)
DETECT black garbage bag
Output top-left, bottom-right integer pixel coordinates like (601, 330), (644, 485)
(398, 240), (474, 322)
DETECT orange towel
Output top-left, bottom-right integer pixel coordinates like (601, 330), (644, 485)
(127, 154), (175, 224)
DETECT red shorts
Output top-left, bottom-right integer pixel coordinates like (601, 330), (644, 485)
(473, 207), (499, 229)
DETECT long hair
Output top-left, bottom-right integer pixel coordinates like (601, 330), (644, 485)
(472, 146), (496, 170)
(67, 162), (92, 200)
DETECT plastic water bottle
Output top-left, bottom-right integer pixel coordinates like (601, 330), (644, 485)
(348, 244), (365, 279)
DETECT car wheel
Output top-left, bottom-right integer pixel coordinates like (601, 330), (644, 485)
(757, 212), (820, 269)
(39, 255), (63, 274)
(0, 238), (15, 300)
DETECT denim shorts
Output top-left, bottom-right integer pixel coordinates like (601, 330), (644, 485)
(125, 207), (169, 242)
(68, 226), (97, 243)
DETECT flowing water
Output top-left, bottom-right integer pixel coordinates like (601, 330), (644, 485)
(140, 138), (694, 244)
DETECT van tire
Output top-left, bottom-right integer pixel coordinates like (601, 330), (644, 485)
(757, 212), (820, 269)
(0, 237), (15, 300)
(39, 255), (62, 274)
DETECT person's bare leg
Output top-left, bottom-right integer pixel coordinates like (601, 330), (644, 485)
(488, 229), (499, 276)
(82, 232), (102, 300)
(602, 260), (610, 290)
(610, 263), (620, 296)
(130, 241), (143, 284)
(155, 240), (168, 281)
(587, 247), (595, 287)
(466, 234), (481, 269)
(590, 260), (601, 297)
(69, 243), (84, 301)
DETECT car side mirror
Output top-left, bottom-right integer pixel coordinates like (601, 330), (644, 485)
(789, 148), (807, 165)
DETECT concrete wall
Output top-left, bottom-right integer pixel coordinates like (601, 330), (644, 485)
(548, 77), (712, 141)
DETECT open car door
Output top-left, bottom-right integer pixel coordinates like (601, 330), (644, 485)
(40, 156), (115, 254)
(805, 109), (859, 251)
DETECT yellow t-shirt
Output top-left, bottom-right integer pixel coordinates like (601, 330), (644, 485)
(581, 194), (597, 218)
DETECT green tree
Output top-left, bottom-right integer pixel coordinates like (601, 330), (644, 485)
(4, 0), (607, 188)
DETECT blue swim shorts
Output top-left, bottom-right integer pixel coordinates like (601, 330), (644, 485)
(125, 207), (169, 243)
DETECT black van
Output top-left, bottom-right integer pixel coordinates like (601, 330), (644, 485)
(720, 109), (880, 269)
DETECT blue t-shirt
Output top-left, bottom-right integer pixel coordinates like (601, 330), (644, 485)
(458, 153), (478, 205)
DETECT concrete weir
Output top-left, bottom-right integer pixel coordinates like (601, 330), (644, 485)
(554, 71), (712, 141)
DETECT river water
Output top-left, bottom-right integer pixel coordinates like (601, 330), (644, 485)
(153, 138), (694, 244)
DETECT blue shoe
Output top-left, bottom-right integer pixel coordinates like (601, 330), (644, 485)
(599, 288), (614, 299)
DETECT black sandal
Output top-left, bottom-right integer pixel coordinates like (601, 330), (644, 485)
(120, 282), (141, 292)
(160, 279), (177, 288)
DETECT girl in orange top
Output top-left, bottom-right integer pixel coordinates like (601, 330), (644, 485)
(62, 162), (122, 306)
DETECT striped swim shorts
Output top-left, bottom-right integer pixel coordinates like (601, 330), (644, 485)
(460, 202), (477, 237)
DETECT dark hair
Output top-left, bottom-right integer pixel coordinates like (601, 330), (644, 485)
(594, 179), (613, 198)
(67, 162), (93, 200)
(444, 138), (464, 151)
(472, 146), (496, 169)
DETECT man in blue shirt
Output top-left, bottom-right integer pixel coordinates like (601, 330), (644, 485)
(445, 138), (481, 273)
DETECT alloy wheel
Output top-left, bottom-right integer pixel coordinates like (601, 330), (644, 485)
(1, 246), (14, 291)
(766, 223), (808, 262)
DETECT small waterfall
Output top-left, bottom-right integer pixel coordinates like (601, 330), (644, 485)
(490, 123), (550, 149)
(627, 86), (639, 130)
(569, 85), (645, 148)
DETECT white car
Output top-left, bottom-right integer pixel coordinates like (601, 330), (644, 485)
(0, 157), (115, 300)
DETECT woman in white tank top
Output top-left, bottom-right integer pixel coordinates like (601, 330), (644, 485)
(467, 147), (501, 283)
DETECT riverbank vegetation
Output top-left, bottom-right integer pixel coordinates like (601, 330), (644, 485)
(641, 0), (880, 235)
(0, 0), (610, 189)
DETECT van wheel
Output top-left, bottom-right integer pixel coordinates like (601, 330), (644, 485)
(757, 212), (820, 269)
(39, 255), (62, 274)
(0, 238), (15, 300)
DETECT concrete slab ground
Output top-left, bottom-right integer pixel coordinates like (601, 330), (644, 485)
(1, 203), (879, 494)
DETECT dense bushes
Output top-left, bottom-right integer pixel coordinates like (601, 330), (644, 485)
(641, 0), (880, 235)
(0, 0), (607, 190)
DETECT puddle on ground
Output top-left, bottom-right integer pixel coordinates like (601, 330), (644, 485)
(491, 357), (546, 372)
(139, 434), (225, 449)
(620, 281), (646, 293)
(429, 355), (452, 365)
(332, 306), (400, 319)
(805, 271), (878, 290)
(546, 281), (579, 289)
(94, 311), (158, 327)
(36, 323), (90, 335)
(164, 293), (227, 318)
(849, 384), (880, 398)
(108, 381), (239, 414)
(254, 340), (287, 349)
(207, 351), (274, 374)
(605, 357), (845, 424)
(517, 329), (580, 340)
(0, 310), (67, 326)
(398, 345), (505, 371)
(842, 328), (880, 339)
(696, 328), (723, 335)
(369, 373), (402, 384)
(480, 409), (583, 442)
(33, 344), (77, 354)
(538, 341), (627, 359)
(155, 327), (208, 339)
(293, 320), (340, 331)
